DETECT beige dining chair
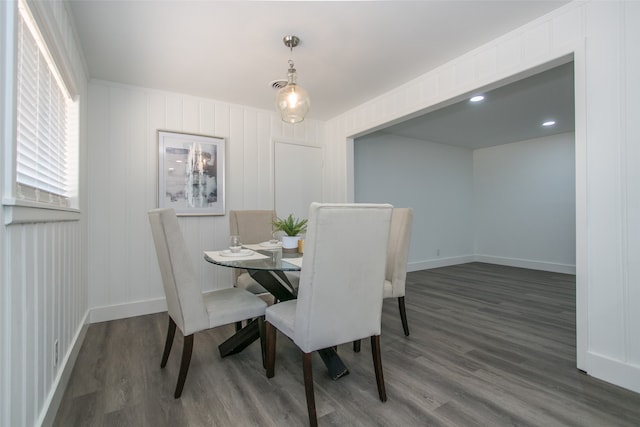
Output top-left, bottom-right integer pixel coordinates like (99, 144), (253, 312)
(353, 207), (413, 352)
(229, 210), (300, 301)
(385, 208), (414, 336)
(229, 210), (277, 298)
(265, 202), (393, 426)
(148, 208), (267, 398)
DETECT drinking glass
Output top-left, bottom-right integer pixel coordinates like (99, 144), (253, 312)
(270, 228), (280, 245)
(229, 235), (241, 253)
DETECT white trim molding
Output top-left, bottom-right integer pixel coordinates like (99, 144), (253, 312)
(38, 311), (89, 427)
(89, 297), (167, 324)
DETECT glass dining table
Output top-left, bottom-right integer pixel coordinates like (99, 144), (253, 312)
(204, 246), (349, 380)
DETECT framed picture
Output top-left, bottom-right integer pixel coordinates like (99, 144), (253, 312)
(158, 130), (225, 216)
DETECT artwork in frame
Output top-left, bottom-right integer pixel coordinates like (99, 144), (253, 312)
(158, 130), (225, 216)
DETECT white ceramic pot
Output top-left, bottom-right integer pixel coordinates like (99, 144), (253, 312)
(281, 235), (301, 249)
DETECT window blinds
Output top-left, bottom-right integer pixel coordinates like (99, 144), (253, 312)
(15, 1), (73, 208)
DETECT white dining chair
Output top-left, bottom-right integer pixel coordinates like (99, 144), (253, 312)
(148, 208), (267, 398)
(264, 202), (393, 426)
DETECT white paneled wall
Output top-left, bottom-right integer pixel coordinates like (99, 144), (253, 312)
(326, 0), (640, 393)
(87, 80), (325, 321)
(3, 221), (86, 427)
(0, 1), (89, 426)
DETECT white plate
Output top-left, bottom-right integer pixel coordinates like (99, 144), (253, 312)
(219, 249), (253, 257)
(259, 241), (282, 248)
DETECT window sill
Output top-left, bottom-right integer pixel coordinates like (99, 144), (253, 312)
(3, 199), (80, 225)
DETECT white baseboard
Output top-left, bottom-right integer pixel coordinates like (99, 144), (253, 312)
(89, 297), (167, 323)
(586, 351), (640, 394)
(408, 254), (575, 275)
(38, 310), (90, 427)
(473, 255), (576, 274)
(408, 255), (475, 272)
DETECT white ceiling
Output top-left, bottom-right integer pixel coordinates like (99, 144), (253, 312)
(377, 61), (575, 149)
(68, 0), (571, 123)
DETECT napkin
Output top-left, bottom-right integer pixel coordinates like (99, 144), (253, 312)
(204, 250), (269, 263)
(282, 257), (303, 268)
(242, 242), (282, 251)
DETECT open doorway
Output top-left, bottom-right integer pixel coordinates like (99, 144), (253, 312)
(347, 60), (588, 370)
(353, 61), (575, 274)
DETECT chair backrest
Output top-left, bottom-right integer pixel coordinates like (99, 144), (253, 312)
(294, 202), (393, 353)
(229, 210), (277, 244)
(386, 208), (414, 298)
(229, 210), (277, 286)
(148, 208), (209, 336)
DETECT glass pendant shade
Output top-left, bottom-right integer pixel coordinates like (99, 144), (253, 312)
(275, 69), (310, 124)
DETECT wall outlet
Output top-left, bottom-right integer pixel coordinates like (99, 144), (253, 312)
(54, 339), (59, 368)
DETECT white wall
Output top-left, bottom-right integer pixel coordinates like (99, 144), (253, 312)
(474, 133), (575, 272)
(354, 133), (474, 268)
(87, 80), (326, 321)
(0, 1), (89, 426)
(327, 1), (640, 393)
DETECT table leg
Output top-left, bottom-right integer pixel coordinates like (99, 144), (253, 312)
(318, 347), (350, 380)
(219, 318), (260, 358)
(249, 270), (296, 301)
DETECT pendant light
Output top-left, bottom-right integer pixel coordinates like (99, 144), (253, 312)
(275, 35), (310, 124)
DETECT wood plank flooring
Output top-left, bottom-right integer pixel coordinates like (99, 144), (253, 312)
(53, 263), (640, 426)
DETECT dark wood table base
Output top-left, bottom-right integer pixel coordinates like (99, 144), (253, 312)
(218, 318), (262, 358)
(318, 348), (350, 379)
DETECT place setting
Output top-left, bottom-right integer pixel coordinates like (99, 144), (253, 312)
(242, 239), (282, 251)
(204, 235), (269, 262)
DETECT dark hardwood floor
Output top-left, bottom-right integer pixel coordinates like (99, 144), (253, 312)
(53, 263), (640, 426)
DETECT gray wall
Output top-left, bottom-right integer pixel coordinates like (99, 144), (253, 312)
(354, 131), (575, 273)
(354, 133), (474, 269)
(474, 133), (575, 270)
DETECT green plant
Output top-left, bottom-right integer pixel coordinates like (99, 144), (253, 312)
(272, 214), (308, 236)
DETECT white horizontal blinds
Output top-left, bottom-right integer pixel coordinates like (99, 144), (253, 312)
(16, 0), (72, 207)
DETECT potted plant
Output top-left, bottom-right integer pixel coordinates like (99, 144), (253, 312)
(272, 214), (308, 251)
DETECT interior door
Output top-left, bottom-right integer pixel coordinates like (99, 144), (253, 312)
(274, 141), (322, 221)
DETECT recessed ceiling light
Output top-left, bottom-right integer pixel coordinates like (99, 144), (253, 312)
(542, 120), (556, 127)
(470, 95), (485, 103)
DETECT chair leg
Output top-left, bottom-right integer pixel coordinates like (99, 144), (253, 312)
(302, 352), (318, 427)
(353, 339), (361, 353)
(174, 334), (194, 399)
(398, 296), (410, 336)
(258, 316), (266, 369)
(161, 317), (177, 368)
(265, 321), (277, 378)
(235, 321), (243, 332)
(371, 335), (387, 402)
